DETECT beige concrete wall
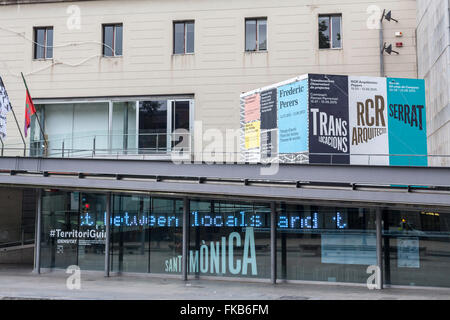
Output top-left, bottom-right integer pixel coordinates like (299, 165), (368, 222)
(0, 0), (418, 160)
(416, 0), (450, 166)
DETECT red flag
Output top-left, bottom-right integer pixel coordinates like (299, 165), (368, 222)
(24, 90), (36, 137)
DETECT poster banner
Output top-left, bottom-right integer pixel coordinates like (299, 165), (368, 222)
(261, 129), (278, 161)
(0, 77), (12, 140)
(387, 78), (427, 166)
(244, 93), (260, 123)
(244, 121), (260, 150)
(309, 74), (350, 164)
(348, 76), (389, 165)
(260, 88), (277, 130)
(277, 79), (308, 154)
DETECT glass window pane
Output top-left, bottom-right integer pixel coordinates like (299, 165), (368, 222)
(77, 193), (106, 271)
(115, 25), (123, 56)
(111, 194), (150, 273)
(331, 16), (342, 48)
(72, 102), (109, 156)
(189, 199), (271, 279)
(35, 28), (45, 59)
(277, 205), (376, 283)
(103, 25), (114, 56)
(46, 28), (53, 58)
(258, 19), (267, 50)
(139, 100), (167, 153)
(174, 23), (185, 54)
(186, 22), (194, 53)
(43, 103), (74, 156)
(245, 20), (257, 51)
(112, 101), (137, 154)
(318, 16), (330, 49)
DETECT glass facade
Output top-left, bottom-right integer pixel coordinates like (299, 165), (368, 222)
(31, 98), (192, 158)
(40, 190), (450, 288)
(277, 204), (376, 283)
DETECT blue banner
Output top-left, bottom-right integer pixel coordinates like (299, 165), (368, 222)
(387, 78), (427, 166)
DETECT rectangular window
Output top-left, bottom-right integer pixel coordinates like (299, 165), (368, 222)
(34, 27), (53, 59)
(319, 14), (342, 49)
(245, 18), (267, 51)
(173, 21), (195, 54)
(103, 24), (123, 57)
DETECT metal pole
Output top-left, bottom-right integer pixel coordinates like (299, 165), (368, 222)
(33, 188), (42, 274)
(105, 192), (111, 277)
(0, 136), (3, 156)
(182, 197), (189, 281)
(270, 202), (277, 284)
(376, 208), (383, 289)
(379, 17), (384, 77)
(21, 73), (47, 151)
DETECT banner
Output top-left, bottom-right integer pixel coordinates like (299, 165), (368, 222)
(349, 76), (389, 165)
(240, 74), (427, 167)
(309, 74), (350, 164)
(387, 78), (427, 166)
(0, 77), (12, 140)
(277, 79), (308, 154)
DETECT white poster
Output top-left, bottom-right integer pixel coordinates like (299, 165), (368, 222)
(0, 77), (12, 140)
(321, 233), (377, 265)
(348, 76), (389, 165)
(397, 237), (420, 268)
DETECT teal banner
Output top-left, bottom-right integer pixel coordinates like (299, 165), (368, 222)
(387, 78), (427, 166)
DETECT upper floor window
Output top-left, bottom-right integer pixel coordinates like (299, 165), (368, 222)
(245, 18), (267, 51)
(103, 24), (123, 57)
(173, 21), (195, 54)
(319, 14), (342, 49)
(34, 27), (53, 59)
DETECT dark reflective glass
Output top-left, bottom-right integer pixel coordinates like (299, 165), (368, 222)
(277, 204), (376, 283)
(258, 19), (267, 50)
(35, 28), (46, 59)
(174, 22), (185, 54)
(331, 16), (341, 48)
(46, 28), (53, 58)
(245, 20), (257, 51)
(139, 100), (167, 153)
(115, 25), (123, 56)
(103, 25), (114, 56)
(186, 22), (194, 53)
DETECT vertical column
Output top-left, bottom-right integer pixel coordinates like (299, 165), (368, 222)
(33, 188), (42, 274)
(182, 197), (189, 281)
(270, 202), (276, 284)
(104, 192), (111, 277)
(376, 208), (383, 289)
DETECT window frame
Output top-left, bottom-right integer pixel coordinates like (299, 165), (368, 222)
(318, 14), (342, 50)
(102, 23), (123, 57)
(33, 26), (54, 60)
(245, 17), (268, 52)
(173, 20), (195, 55)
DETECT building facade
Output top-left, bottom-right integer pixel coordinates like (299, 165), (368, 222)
(0, 0), (420, 161)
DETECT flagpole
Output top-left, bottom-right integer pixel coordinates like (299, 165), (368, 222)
(20, 72), (48, 155)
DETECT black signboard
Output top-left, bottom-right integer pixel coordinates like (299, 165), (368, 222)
(308, 74), (350, 164)
(260, 88), (277, 130)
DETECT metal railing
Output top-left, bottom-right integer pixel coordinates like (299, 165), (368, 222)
(0, 132), (449, 167)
